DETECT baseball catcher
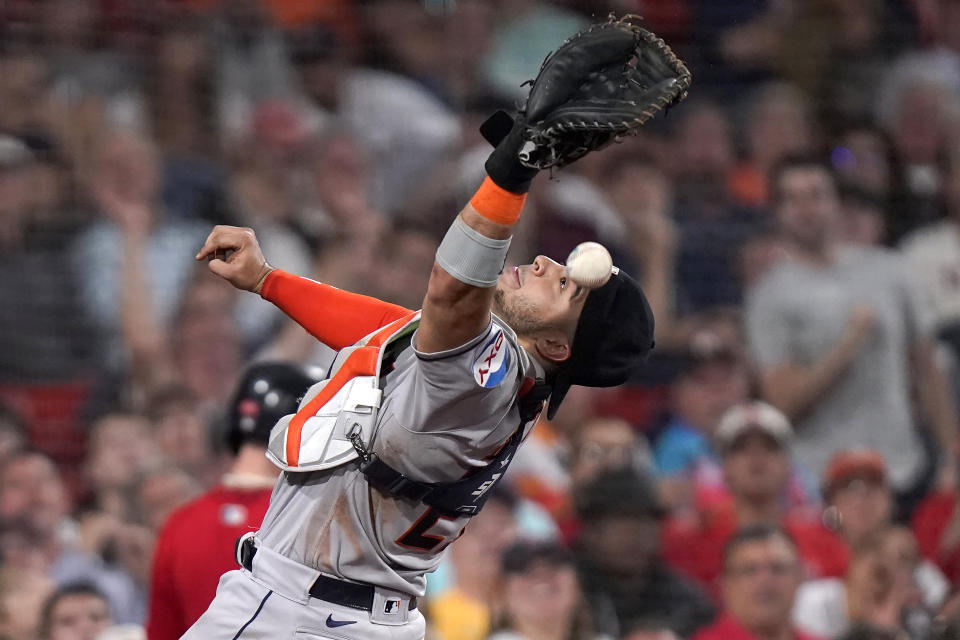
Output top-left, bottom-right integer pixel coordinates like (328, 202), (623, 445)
(182, 15), (689, 640)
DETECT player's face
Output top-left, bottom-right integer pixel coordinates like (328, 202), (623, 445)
(775, 167), (840, 254)
(493, 255), (588, 338)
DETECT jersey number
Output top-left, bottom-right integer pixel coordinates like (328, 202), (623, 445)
(395, 508), (460, 551)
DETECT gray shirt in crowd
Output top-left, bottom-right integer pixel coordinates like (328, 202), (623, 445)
(745, 245), (934, 488)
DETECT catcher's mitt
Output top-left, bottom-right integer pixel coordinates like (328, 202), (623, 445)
(483, 15), (691, 170)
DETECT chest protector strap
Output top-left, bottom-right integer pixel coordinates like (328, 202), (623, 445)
(355, 379), (552, 517)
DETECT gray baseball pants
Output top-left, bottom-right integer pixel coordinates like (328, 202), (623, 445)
(180, 543), (425, 640)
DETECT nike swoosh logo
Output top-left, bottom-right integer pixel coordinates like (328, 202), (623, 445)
(325, 614), (357, 628)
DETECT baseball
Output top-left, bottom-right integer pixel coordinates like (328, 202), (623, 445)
(565, 242), (613, 289)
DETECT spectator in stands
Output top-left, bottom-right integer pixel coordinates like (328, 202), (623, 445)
(211, 0), (300, 150)
(167, 272), (247, 412)
(287, 19), (460, 211)
(665, 101), (767, 315)
(148, 15), (227, 226)
(525, 414), (654, 542)
(0, 134), (96, 386)
(818, 450), (949, 610)
(146, 385), (217, 486)
(729, 83), (814, 208)
(574, 469), (715, 638)
(226, 101), (316, 345)
(692, 525), (822, 640)
(570, 416), (650, 488)
(794, 526), (933, 640)
(654, 331), (751, 511)
(71, 130), (208, 378)
(814, 0), (910, 126)
(38, 582), (113, 640)
(38, 0), (145, 135)
(84, 413), (159, 518)
(900, 151), (960, 371)
(829, 124), (905, 245)
(879, 76), (958, 239)
(0, 451), (142, 623)
(745, 156), (958, 506)
(487, 540), (601, 640)
(663, 402), (847, 595)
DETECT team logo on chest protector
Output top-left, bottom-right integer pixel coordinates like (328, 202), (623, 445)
(473, 329), (511, 387)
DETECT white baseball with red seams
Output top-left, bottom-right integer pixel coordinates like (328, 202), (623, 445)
(565, 241), (613, 289)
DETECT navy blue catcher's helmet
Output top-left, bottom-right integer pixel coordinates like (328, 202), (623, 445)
(226, 362), (319, 455)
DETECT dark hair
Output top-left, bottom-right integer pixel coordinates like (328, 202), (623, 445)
(573, 468), (665, 522)
(38, 582), (109, 639)
(501, 540), (574, 575)
(768, 154), (837, 207)
(492, 544), (596, 640)
(721, 524), (798, 573)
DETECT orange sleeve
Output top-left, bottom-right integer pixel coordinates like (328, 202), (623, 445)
(260, 270), (414, 350)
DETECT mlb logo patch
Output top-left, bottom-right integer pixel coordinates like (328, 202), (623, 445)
(473, 330), (511, 388)
(384, 598), (402, 614)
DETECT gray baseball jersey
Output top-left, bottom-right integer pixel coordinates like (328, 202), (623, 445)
(256, 315), (536, 596)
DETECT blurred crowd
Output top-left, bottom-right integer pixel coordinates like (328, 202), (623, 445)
(7, 0), (960, 639)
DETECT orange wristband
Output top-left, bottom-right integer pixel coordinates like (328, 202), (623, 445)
(469, 177), (526, 226)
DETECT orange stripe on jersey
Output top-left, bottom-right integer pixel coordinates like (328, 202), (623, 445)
(285, 312), (418, 466)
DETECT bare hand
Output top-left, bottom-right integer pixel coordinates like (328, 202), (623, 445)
(195, 225), (274, 293)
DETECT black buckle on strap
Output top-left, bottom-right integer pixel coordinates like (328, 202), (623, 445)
(360, 455), (433, 501)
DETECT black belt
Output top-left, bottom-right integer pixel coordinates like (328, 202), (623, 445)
(237, 537), (417, 612)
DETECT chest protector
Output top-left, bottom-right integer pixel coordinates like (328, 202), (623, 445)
(266, 313), (551, 517)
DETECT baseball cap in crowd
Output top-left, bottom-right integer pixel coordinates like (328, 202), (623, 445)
(573, 468), (666, 522)
(821, 449), (887, 500)
(548, 267), (655, 419)
(714, 401), (793, 455)
(501, 540), (574, 575)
